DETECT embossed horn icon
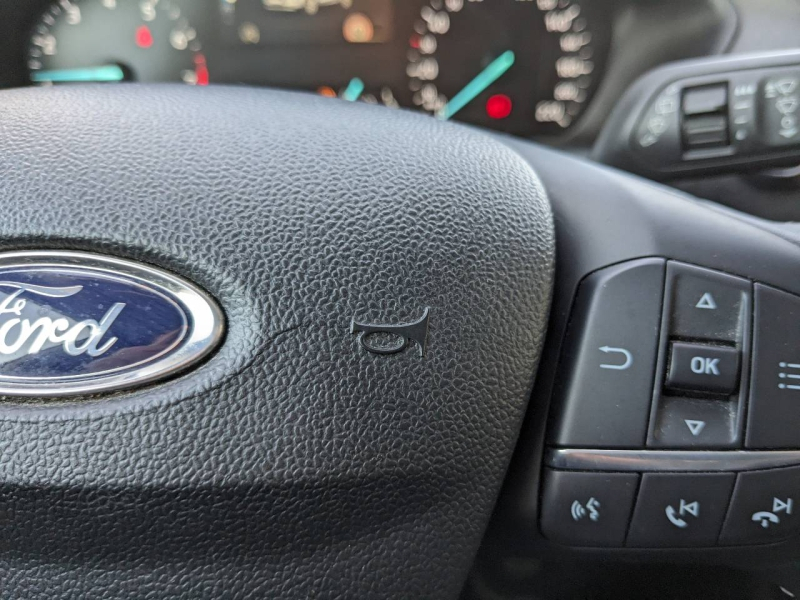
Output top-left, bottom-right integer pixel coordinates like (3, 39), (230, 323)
(351, 308), (431, 358)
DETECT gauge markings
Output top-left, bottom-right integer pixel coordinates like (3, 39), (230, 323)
(342, 77), (365, 102)
(407, 0), (599, 134)
(28, 0), (208, 86)
(31, 64), (124, 83)
(439, 50), (515, 121)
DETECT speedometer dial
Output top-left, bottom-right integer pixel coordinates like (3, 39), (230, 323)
(407, 0), (597, 135)
(28, 0), (209, 85)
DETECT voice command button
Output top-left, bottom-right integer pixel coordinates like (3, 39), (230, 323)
(540, 469), (639, 547)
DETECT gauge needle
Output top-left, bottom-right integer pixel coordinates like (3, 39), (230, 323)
(342, 77), (365, 102)
(31, 65), (125, 84)
(439, 50), (516, 121)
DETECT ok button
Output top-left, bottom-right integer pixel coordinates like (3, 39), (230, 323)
(666, 342), (741, 395)
(691, 356), (720, 376)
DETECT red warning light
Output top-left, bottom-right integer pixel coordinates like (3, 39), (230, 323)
(135, 25), (153, 49)
(486, 94), (513, 120)
(194, 53), (209, 86)
(409, 34), (421, 50)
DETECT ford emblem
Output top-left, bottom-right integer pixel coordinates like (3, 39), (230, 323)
(0, 251), (224, 396)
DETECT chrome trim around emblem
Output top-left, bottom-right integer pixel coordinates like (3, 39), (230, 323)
(0, 251), (224, 397)
(546, 448), (800, 473)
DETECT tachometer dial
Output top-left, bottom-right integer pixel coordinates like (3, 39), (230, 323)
(407, 0), (598, 135)
(28, 0), (209, 85)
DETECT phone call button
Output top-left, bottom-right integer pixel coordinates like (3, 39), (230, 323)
(627, 473), (735, 548)
(720, 466), (800, 545)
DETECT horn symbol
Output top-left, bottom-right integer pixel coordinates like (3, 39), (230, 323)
(351, 308), (431, 357)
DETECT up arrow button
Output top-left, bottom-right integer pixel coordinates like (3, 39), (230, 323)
(696, 293), (717, 310)
(667, 262), (749, 343)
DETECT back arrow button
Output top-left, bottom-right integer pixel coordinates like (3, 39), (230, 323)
(599, 346), (633, 370)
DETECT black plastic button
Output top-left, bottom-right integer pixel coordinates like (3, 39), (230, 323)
(540, 470), (639, 547)
(650, 396), (738, 448)
(634, 87), (681, 157)
(682, 115), (729, 149)
(720, 466), (800, 545)
(667, 263), (750, 344)
(761, 72), (800, 147)
(747, 285), (800, 449)
(550, 259), (665, 448)
(627, 473), (735, 548)
(665, 342), (740, 394)
(683, 84), (728, 116)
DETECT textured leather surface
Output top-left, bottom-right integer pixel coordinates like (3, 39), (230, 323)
(0, 85), (554, 599)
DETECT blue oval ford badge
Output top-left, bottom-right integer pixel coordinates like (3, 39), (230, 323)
(0, 251), (224, 396)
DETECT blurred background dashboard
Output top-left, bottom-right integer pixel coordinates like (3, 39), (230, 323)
(0, 0), (798, 149)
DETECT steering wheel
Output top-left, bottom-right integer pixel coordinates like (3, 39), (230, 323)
(2, 84), (800, 599)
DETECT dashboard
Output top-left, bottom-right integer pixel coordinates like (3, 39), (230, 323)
(0, 0), (798, 194)
(15, 0), (613, 138)
(0, 0), (754, 145)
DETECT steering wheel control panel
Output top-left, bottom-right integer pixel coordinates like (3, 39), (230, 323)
(593, 51), (800, 179)
(541, 258), (800, 548)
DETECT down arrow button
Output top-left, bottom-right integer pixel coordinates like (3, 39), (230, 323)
(686, 420), (707, 436)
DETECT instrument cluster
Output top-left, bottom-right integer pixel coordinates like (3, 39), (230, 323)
(25, 0), (612, 137)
